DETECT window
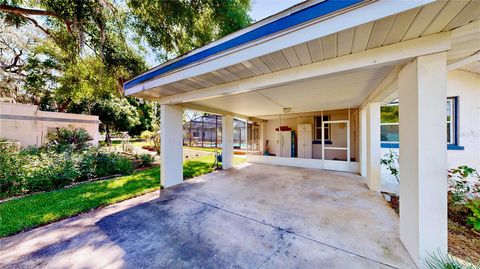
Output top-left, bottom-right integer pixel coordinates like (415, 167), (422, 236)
(380, 104), (399, 143)
(380, 97), (458, 145)
(314, 116), (330, 141)
(447, 97), (457, 144)
(380, 124), (399, 142)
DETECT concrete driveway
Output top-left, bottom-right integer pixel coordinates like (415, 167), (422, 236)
(0, 163), (415, 269)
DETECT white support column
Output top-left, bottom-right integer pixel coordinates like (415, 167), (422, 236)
(259, 122), (265, 154)
(222, 115), (234, 169)
(160, 105), (184, 188)
(366, 102), (381, 191)
(399, 52), (448, 268)
(359, 107), (367, 177)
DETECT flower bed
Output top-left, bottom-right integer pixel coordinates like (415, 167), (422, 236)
(0, 127), (155, 199)
(382, 166), (480, 264)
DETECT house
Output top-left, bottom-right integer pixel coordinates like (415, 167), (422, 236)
(124, 0), (480, 267)
(379, 69), (480, 172)
(183, 114), (247, 149)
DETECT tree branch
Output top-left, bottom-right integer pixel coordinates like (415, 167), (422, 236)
(0, 4), (72, 34)
(3, 50), (23, 71)
(19, 14), (51, 35)
(0, 4), (57, 17)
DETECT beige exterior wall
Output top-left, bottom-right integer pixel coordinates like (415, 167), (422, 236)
(0, 102), (100, 147)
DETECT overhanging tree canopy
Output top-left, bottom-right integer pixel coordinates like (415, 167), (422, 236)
(0, 0), (252, 138)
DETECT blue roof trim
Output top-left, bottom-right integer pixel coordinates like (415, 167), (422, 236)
(124, 0), (363, 90)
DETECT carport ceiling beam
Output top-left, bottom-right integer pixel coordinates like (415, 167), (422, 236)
(447, 52), (480, 71)
(360, 65), (402, 109)
(178, 103), (250, 120)
(158, 32), (451, 105)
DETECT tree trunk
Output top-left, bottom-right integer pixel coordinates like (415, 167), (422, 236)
(105, 124), (112, 146)
(117, 77), (125, 96)
(58, 99), (71, 112)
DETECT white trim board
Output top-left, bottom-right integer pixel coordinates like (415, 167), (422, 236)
(157, 32), (451, 105)
(126, 0), (435, 96)
(246, 155), (360, 173)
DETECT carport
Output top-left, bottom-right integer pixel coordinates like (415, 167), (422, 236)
(0, 163), (416, 268)
(124, 1), (480, 267)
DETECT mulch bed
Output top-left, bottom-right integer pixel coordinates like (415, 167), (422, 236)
(381, 192), (480, 264)
(141, 145), (157, 152)
(448, 197), (480, 263)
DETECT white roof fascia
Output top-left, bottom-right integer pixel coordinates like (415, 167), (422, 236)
(126, 0), (435, 96)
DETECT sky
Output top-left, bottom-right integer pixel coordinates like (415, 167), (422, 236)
(145, 0), (304, 67)
(249, 0), (304, 21)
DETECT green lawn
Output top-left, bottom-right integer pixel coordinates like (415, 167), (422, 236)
(184, 146), (222, 153)
(106, 141), (221, 152)
(106, 141), (238, 156)
(183, 155), (245, 178)
(0, 167), (160, 237)
(188, 154), (245, 165)
(108, 139), (151, 148)
(0, 156), (245, 237)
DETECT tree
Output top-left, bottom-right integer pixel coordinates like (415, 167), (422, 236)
(380, 105), (399, 123)
(1, 0), (147, 109)
(1, 0), (252, 66)
(1, 0), (116, 59)
(126, 0), (252, 60)
(91, 97), (140, 144)
(19, 44), (124, 111)
(0, 19), (41, 103)
(1, 0), (252, 137)
(126, 98), (154, 136)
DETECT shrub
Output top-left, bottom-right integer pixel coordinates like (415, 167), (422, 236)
(0, 138), (137, 198)
(467, 199), (480, 232)
(380, 149), (399, 183)
(138, 154), (154, 167)
(140, 130), (160, 154)
(94, 152), (134, 177)
(20, 145), (42, 156)
(425, 251), (475, 269)
(77, 150), (97, 180)
(94, 152), (121, 177)
(57, 156), (80, 185)
(46, 126), (92, 152)
(115, 156), (134, 175)
(23, 151), (80, 192)
(448, 166), (480, 203)
(0, 142), (26, 196)
(140, 130), (156, 145)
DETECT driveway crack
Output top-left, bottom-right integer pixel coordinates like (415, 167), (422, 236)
(255, 243), (287, 269)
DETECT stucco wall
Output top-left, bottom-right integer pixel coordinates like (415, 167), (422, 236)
(0, 102), (100, 147)
(381, 70), (480, 172)
(446, 70), (480, 170)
